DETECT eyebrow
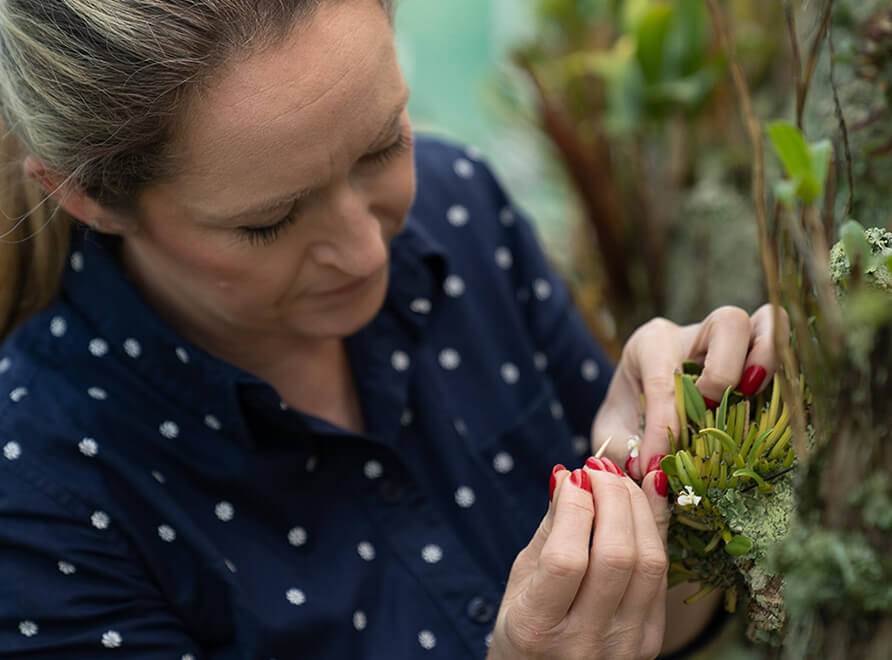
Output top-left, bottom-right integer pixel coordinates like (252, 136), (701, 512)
(213, 98), (409, 223)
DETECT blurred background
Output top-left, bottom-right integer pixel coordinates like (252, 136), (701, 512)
(395, 1), (892, 656)
(395, 0), (892, 361)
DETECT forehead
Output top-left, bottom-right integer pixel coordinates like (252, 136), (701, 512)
(165, 0), (401, 207)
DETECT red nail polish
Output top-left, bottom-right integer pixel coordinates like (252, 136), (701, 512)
(602, 457), (624, 477)
(646, 454), (666, 475)
(624, 456), (637, 478)
(703, 397), (719, 410)
(585, 456), (605, 471)
(654, 470), (668, 497)
(739, 365), (767, 397)
(569, 468), (591, 492)
(549, 464), (565, 501)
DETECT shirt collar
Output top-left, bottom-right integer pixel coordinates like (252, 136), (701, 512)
(59, 213), (448, 449)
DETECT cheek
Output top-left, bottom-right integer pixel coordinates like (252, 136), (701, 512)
(373, 155), (417, 234)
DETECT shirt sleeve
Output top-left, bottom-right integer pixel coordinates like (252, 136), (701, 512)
(0, 460), (203, 659)
(476, 160), (615, 442)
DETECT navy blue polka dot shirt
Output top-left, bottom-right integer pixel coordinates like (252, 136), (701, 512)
(0, 137), (613, 659)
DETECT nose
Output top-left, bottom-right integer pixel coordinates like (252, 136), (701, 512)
(309, 184), (388, 278)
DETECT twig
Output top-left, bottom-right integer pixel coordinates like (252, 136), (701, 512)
(784, 1), (804, 129)
(828, 2), (854, 219)
(800, 1), (834, 123)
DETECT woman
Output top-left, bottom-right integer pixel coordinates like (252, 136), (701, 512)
(0, 0), (785, 657)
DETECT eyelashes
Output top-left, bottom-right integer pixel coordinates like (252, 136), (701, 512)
(236, 130), (413, 247)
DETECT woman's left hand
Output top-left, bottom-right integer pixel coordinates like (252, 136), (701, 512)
(592, 304), (790, 479)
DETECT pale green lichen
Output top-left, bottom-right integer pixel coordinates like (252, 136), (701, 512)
(830, 226), (892, 293)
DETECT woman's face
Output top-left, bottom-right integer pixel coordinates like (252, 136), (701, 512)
(123, 0), (414, 355)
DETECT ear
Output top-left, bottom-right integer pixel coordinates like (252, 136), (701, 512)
(23, 155), (129, 235)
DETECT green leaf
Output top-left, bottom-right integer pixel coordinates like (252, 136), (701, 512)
(715, 385), (732, 431)
(636, 2), (674, 85)
(774, 180), (797, 207)
(767, 121), (812, 180)
(660, 454), (679, 477)
(724, 535), (754, 556)
(809, 139), (832, 192)
(732, 468), (770, 491)
(700, 427), (739, 458)
(682, 375), (706, 427)
(841, 219), (870, 268)
(679, 450), (706, 496)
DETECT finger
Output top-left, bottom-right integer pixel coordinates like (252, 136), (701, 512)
(613, 475), (668, 654)
(521, 469), (595, 628)
(740, 304), (791, 396)
(632, 472), (670, 657)
(685, 306), (752, 404)
(572, 469), (636, 623)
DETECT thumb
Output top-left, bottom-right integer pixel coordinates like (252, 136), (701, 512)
(640, 469), (670, 546)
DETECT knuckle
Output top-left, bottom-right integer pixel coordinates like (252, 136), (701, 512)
(539, 549), (589, 581)
(598, 545), (637, 574)
(637, 548), (669, 580)
(712, 305), (751, 330)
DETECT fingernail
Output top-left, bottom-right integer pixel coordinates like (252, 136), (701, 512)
(654, 469), (668, 497)
(703, 396), (719, 410)
(624, 456), (638, 478)
(739, 365), (767, 397)
(585, 456), (605, 471)
(549, 464), (565, 501)
(569, 468), (591, 492)
(646, 454), (666, 475)
(602, 457), (625, 477)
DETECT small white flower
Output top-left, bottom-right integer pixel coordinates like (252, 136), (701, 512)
(9, 387), (28, 403)
(418, 630), (437, 650)
(91, 510), (110, 530)
(158, 524), (176, 542)
(357, 541), (376, 561)
(123, 338), (142, 358)
(676, 486), (702, 507)
(500, 363), (519, 385)
(70, 251), (84, 272)
(58, 560), (76, 575)
(159, 421), (179, 439)
(88, 338), (109, 357)
(492, 452), (514, 474)
(101, 630), (122, 648)
(353, 610), (367, 631)
(50, 316), (67, 338)
(499, 207), (515, 226)
(286, 588), (306, 605)
(391, 350), (410, 372)
(214, 501), (234, 521)
(533, 278), (553, 301)
(0, 357), (10, 374)
(438, 348), (461, 370)
(3, 441), (21, 460)
(443, 275), (465, 298)
(363, 460), (383, 480)
(87, 387), (107, 400)
(288, 526), (308, 547)
(494, 247), (513, 269)
(421, 544), (443, 564)
(455, 486), (476, 508)
(19, 620), (38, 637)
(581, 359), (600, 382)
(447, 205), (469, 227)
(204, 414), (221, 431)
(626, 435), (641, 459)
(453, 157), (475, 179)
(409, 298), (431, 314)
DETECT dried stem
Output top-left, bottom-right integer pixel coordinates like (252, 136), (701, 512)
(800, 1), (833, 121)
(784, 1), (804, 129)
(706, 0), (808, 461)
(827, 3), (854, 220)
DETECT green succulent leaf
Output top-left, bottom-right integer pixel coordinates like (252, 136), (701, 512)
(724, 534), (754, 556)
(682, 375), (706, 427)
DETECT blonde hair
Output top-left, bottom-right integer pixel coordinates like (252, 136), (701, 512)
(0, 0), (392, 339)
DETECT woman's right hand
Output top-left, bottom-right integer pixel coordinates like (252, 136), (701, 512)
(488, 461), (670, 660)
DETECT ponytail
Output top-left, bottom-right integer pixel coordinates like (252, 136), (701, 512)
(0, 124), (71, 340)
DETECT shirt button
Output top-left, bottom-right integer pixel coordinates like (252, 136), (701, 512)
(378, 479), (405, 504)
(466, 596), (496, 624)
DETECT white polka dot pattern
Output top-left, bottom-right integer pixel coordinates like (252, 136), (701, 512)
(574, 436), (590, 455)
(499, 207), (515, 226)
(87, 387), (107, 400)
(91, 511), (109, 530)
(438, 349), (461, 370)
(88, 338), (109, 357)
(58, 561), (76, 575)
(305, 455), (319, 472)
(215, 501), (234, 521)
(494, 247), (513, 269)
(0, 357), (9, 374)
(3, 441), (21, 460)
(446, 205), (469, 227)
(421, 544), (443, 564)
(533, 278), (552, 301)
(363, 460), (383, 480)
(50, 316), (67, 337)
(102, 630), (122, 648)
(19, 621), (38, 637)
(204, 414), (222, 431)
(78, 438), (98, 457)
(581, 359), (600, 381)
(159, 421), (179, 439)
(443, 275), (465, 298)
(409, 298), (432, 314)
(400, 409), (413, 426)
(70, 251), (84, 272)
(454, 486), (475, 508)
(158, 525), (176, 542)
(288, 526), (308, 547)
(418, 630), (437, 650)
(357, 541), (376, 561)
(391, 350), (410, 372)
(453, 418), (468, 436)
(500, 362), (519, 385)
(123, 338), (142, 358)
(353, 610), (367, 631)
(453, 158), (474, 179)
(224, 559), (237, 573)
(550, 400), (564, 420)
(492, 452), (514, 474)
(534, 352), (548, 371)
(175, 347), (190, 364)
(286, 588), (306, 606)
(9, 387), (27, 403)
(152, 470), (166, 484)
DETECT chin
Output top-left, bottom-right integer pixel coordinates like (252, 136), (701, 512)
(294, 271), (389, 339)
